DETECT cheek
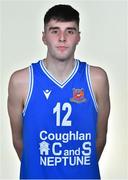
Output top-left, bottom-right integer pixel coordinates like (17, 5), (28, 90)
(43, 35), (57, 46)
(68, 38), (80, 46)
(69, 34), (80, 44)
(46, 41), (56, 50)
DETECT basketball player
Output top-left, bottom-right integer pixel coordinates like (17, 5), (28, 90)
(8, 4), (110, 179)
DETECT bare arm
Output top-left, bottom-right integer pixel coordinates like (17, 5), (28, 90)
(90, 66), (110, 161)
(8, 68), (28, 160)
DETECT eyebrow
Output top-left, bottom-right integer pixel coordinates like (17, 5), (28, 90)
(67, 27), (77, 31)
(48, 27), (77, 31)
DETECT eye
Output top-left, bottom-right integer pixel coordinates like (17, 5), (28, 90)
(51, 30), (59, 34)
(67, 30), (74, 34)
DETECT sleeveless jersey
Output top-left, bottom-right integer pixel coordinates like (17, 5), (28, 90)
(20, 59), (100, 179)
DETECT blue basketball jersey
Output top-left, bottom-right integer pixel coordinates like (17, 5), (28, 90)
(20, 59), (100, 179)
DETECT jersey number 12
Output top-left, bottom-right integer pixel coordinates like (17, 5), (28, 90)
(53, 102), (72, 126)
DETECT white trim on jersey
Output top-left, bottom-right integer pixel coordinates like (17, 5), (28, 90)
(86, 64), (98, 112)
(22, 65), (34, 116)
(40, 59), (79, 88)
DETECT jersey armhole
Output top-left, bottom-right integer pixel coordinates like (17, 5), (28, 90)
(22, 65), (34, 116)
(86, 64), (98, 112)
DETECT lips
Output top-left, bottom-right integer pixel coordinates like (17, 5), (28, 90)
(57, 46), (68, 51)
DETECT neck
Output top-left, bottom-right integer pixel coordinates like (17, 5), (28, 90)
(43, 58), (76, 83)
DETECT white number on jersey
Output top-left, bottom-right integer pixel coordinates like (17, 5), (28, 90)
(53, 102), (72, 126)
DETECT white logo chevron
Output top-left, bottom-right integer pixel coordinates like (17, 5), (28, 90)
(43, 90), (52, 99)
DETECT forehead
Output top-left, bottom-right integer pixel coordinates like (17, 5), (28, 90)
(45, 19), (79, 31)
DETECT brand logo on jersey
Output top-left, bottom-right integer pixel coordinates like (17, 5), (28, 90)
(43, 90), (52, 99)
(70, 88), (86, 103)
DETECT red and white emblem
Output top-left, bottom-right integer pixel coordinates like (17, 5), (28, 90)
(70, 88), (86, 103)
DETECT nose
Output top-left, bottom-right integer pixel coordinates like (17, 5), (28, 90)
(59, 32), (66, 42)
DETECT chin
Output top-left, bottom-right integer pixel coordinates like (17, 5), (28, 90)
(56, 57), (70, 62)
(55, 54), (72, 61)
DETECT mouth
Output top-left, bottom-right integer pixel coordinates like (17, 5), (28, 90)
(56, 46), (68, 52)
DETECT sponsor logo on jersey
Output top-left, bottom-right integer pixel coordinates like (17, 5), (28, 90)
(70, 88), (86, 103)
(39, 130), (92, 167)
(43, 90), (52, 99)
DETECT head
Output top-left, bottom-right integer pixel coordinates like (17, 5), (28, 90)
(44, 4), (80, 28)
(42, 4), (80, 61)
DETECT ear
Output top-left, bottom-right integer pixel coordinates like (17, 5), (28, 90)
(42, 31), (47, 45)
(76, 32), (81, 45)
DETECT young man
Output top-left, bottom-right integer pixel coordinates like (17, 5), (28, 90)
(8, 4), (110, 179)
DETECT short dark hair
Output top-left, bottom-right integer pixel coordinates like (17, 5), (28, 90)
(44, 4), (79, 27)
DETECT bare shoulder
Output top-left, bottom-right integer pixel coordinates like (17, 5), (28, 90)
(90, 65), (108, 82)
(9, 67), (29, 85)
(89, 65), (110, 101)
(8, 67), (29, 104)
